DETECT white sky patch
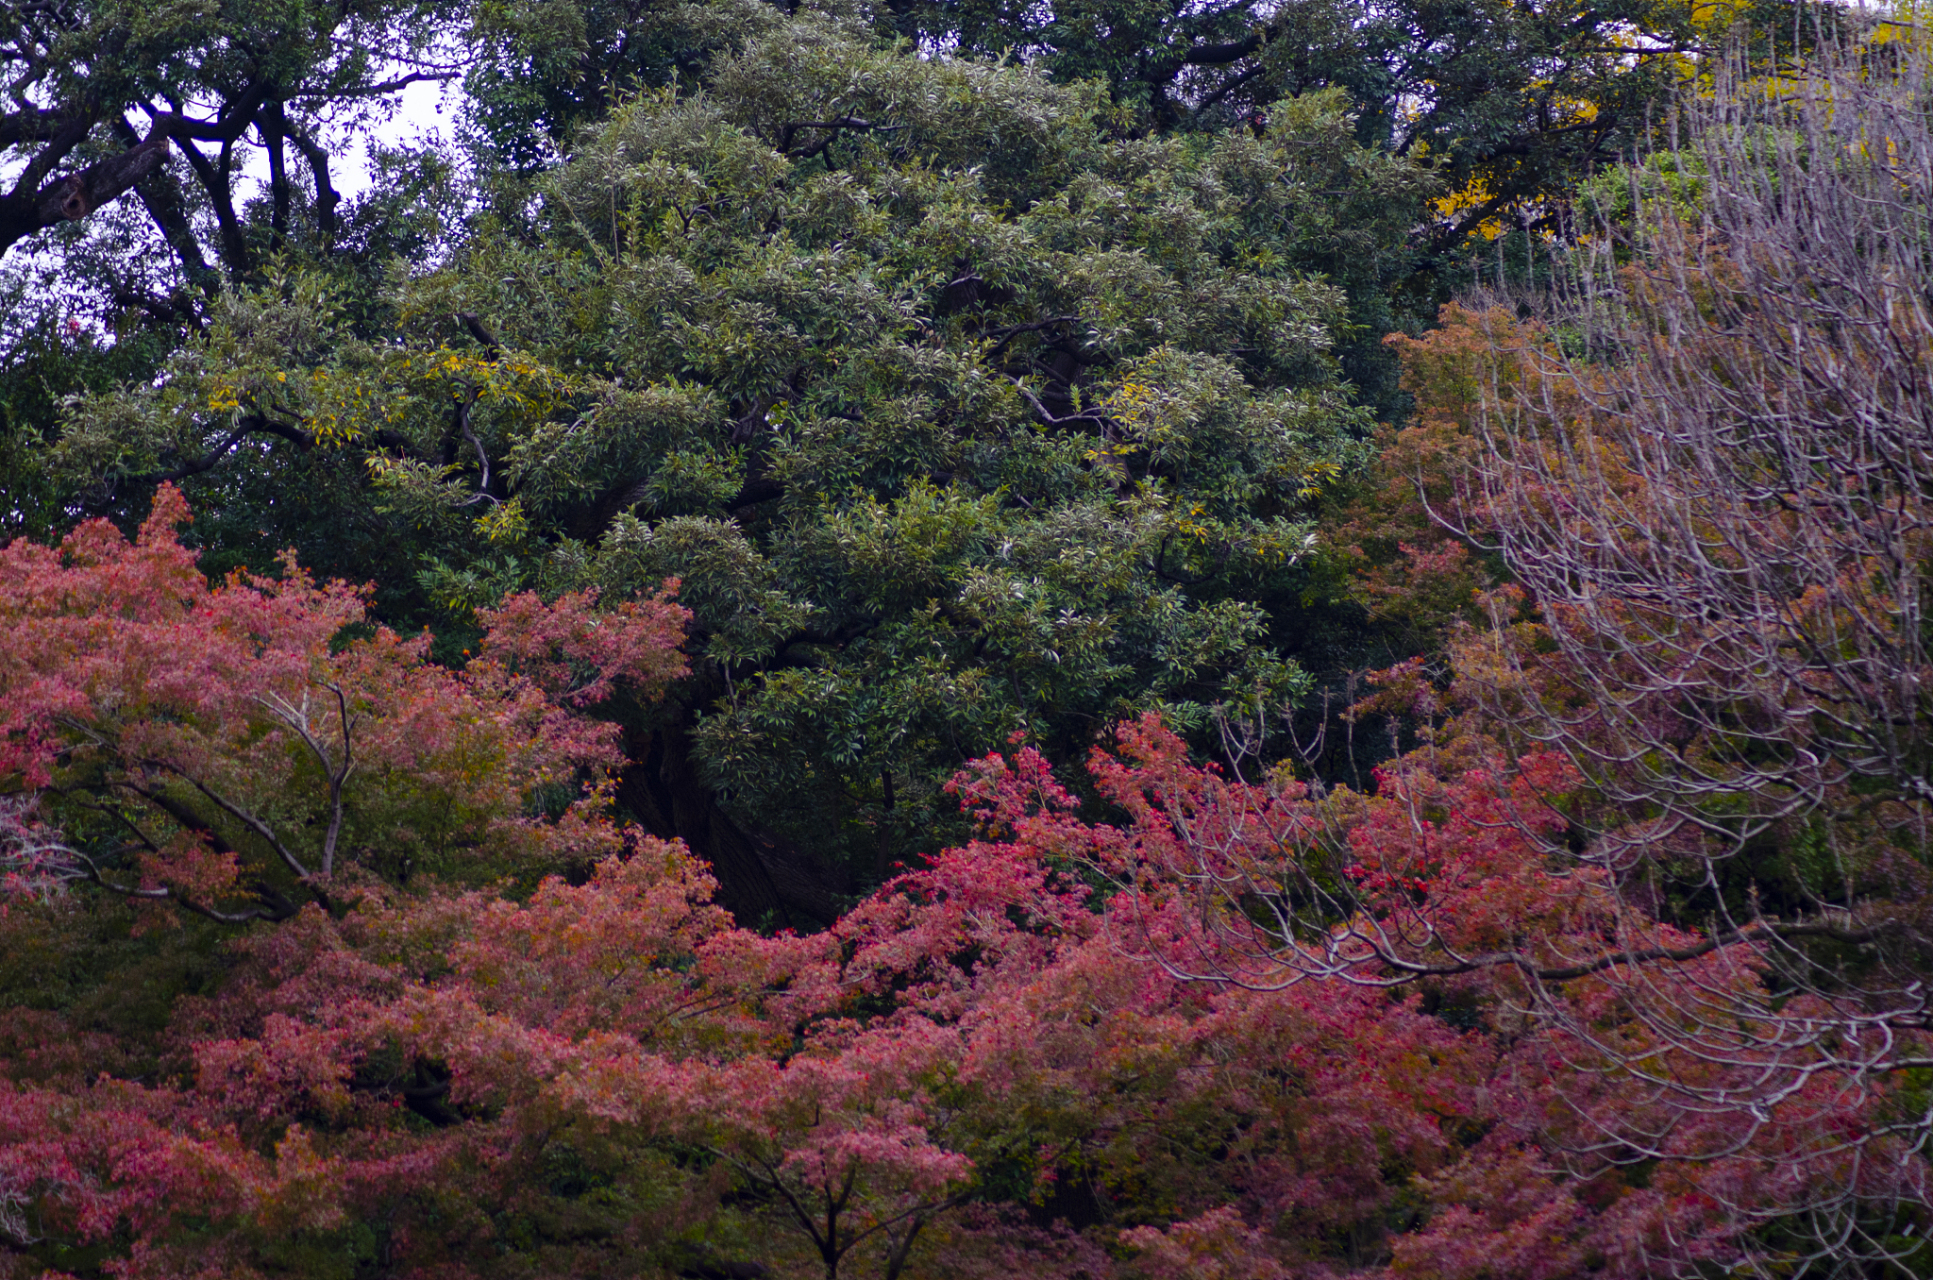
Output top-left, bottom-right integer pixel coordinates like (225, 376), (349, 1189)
(226, 73), (464, 202)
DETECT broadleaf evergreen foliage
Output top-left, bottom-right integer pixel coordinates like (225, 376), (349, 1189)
(49, 21), (1430, 912)
(3, 1), (1926, 1276)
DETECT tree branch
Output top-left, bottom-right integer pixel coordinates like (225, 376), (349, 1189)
(1182, 33), (1262, 64)
(0, 135), (171, 257)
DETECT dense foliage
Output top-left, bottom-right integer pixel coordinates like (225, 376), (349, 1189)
(36, 20), (1438, 918)
(3, 0), (1930, 1276)
(1, 498), (1919, 1278)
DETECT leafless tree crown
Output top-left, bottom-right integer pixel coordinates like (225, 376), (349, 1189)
(1094, 32), (1933, 1276)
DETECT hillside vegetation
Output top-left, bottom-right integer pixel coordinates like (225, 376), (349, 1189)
(1, 3), (1928, 1276)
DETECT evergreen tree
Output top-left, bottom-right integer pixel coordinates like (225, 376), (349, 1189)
(48, 17), (1433, 918)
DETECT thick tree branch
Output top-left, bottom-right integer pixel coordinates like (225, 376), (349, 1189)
(454, 312), (501, 359)
(109, 117), (218, 293)
(282, 117), (339, 242)
(1182, 33), (1262, 64)
(261, 99), (290, 247)
(9, 112), (90, 198)
(0, 134), (171, 257)
(173, 137), (250, 274)
(134, 411), (314, 485)
(136, 766), (316, 883)
(0, 105), (76, 148)
(289, 69), (458, 100)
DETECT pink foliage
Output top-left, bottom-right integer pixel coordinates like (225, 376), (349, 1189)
(1119, 1207), (1291, 1280)
(0, 503), (1911, 1279)
(478, 582), (688, 708)
(0, 486), (690, 922)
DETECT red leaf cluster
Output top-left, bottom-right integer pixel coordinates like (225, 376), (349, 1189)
(0, 489), (1920, 1279)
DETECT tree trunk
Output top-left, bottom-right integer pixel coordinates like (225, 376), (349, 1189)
(616, 715), (846, 929)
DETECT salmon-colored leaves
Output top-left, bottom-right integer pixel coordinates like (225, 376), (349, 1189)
(0, 493), (1912, 1278)
(0, 486), (688, 922)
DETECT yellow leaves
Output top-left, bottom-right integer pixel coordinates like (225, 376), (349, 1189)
(1172, 503), (1217, 544)
(476, 499), (530, 545)
(1104, 378), (1160, 420)
(1689, 0), (1746, 28)
(1431, 174), (1511, 241)
(1101, 374), (1183, 451)
(1297, 459), (1342, 500)
(303, 347), (579, 453)
(1422, 80), (1594, 239)
(1082, 440), (1143, 462)
(1870, 11), (1933, 50)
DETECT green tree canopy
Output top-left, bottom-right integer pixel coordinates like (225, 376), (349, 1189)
(49, 14), (1433, 922)
(459, 0), (1736, 251)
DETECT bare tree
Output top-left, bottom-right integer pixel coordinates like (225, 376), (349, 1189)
(1442, 36), (1933, 1268)
(1085, 29), (1933, 1276)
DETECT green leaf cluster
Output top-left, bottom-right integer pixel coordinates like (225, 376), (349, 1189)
(51, 17), (1431, 896)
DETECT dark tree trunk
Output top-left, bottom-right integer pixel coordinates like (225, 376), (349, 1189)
(616, 715), (847, 929)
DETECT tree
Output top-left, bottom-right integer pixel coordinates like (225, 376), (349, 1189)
(0, 502), (1873, 1277)
(0, 483), (688, 921)
(0, 0), (471, 287)
(46, 20), (1432, 921)
(455, 0), (1753, 408)
(0, 490), (1625, 1276)
(0, 716), (1553, 1279)
(437, 0), (1722, 241)
(1419, 41), (1933, 1266)
(873, 0), (1735, 248)
(1087, 34), (1933, 1274)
